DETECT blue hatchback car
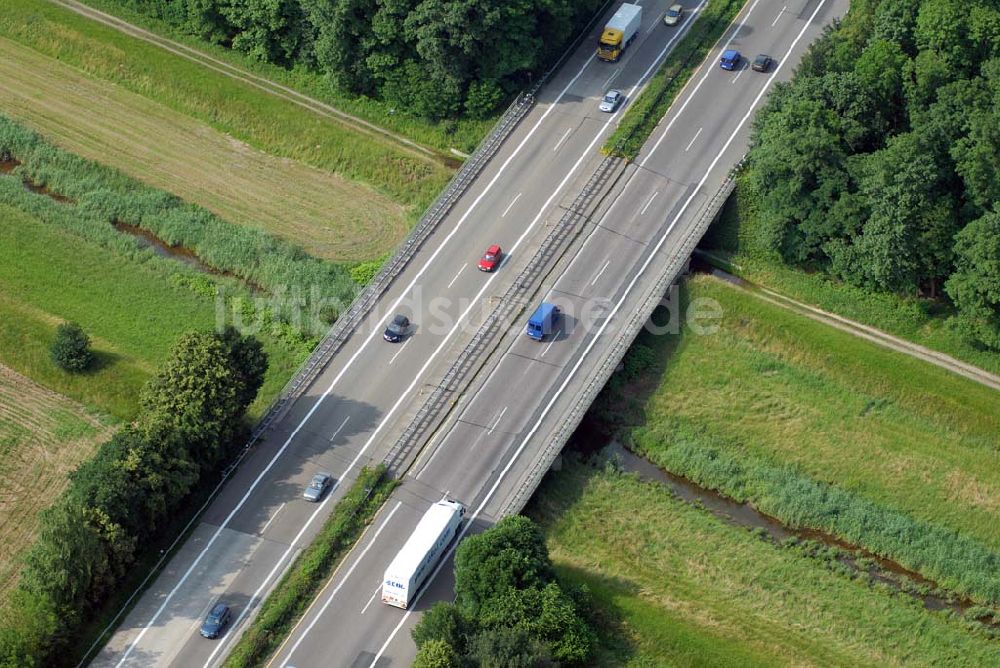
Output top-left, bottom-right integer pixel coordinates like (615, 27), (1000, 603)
(720, 49), (741, 70)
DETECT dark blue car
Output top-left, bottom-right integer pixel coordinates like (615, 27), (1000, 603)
(200, 602), (232, 639)
(720, 49), (741, 70)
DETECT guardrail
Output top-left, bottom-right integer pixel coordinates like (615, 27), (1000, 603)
(245, 92), (536, 448)
(500, 166), (740, 515)
(385, 153), (626, 472)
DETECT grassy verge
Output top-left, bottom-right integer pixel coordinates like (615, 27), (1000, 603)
(530, 461), (1000, 666)
(699, 177), (1000, 376)
(0, 365), (116, 602)
(0, 200), (305, 420)
(605, 0), (745, 158)
(597, 275), (1000, 603)
(0, 0), (454, 212)
(224, 467), (397, 668)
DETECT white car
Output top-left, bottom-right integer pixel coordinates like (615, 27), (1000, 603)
(664, 4), (683, 26)
(599, 89), (625, 113)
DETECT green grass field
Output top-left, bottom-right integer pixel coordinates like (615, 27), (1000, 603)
(0, 0), (456, 258)
(598, 274), (1000, 603)
(700, 181), (1000, 376)
(0, 201), (303, 420)
(530, 462), (1000, 667)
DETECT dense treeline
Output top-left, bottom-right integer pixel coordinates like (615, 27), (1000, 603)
(744, 0), (1000, 349)
(411, 516), (595, 666)
(0, 329), (266, 666)
(103, 0), (606, 118)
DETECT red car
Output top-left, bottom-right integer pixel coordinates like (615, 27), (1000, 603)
(478, 244), (503, 272)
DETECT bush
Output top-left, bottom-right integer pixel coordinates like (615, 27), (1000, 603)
(412, 638), (461, 668)
(50, 322), (93, 373)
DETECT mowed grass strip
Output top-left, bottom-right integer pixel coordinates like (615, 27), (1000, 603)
(627, 275), (1000, 551)
(0, 201), (300, 419)
(0, 364), (116, 601)
(0, 37), (409, 262)
(530, 462), (1000, 667)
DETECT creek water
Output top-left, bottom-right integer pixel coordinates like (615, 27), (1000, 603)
(567, 417), (997, 625)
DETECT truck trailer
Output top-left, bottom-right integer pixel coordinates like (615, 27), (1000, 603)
(598, 3), (642, 62)
(382, 499), (465, 609)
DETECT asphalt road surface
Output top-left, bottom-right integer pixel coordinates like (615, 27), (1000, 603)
(93, 0), (709, 665)
(262, 0), (849, 666)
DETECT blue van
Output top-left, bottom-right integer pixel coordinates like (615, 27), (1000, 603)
(526, 302), (560, 341)
(720, 49), (741, 70)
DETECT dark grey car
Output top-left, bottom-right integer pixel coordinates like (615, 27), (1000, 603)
(200, 603), (231, 639)
(303, 473), (333, 502)
(383, 314), (410, 342)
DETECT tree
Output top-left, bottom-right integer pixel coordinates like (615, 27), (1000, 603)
(219, 325), (268, 412)
(945, 211), (1000, 349)
(412, 601), (468, 651)
(50, 322), (93, 373)
(454, 515), (552, 614)
(465, 626), (550, 668)
(412, 639), (460, 668)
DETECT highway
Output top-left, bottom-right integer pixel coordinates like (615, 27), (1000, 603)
(264, 0), (848, 666)
(92, 0), (704, 665)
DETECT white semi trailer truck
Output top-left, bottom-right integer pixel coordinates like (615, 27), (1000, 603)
(381, 499), (465, 609)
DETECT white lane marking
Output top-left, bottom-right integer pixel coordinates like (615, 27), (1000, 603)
(329, 416), (350, 442)
(360, 585), (382, 615)
(732, 66), (746, 83)
(447, 265), (464, 288)
(643, 0), (763, 164)
(260, 502), (286, 534)
(487, 406), (509, 435)
(684, 127), (704, 151)
(641, 191), (659, 215)
(114, 41), (604, 666)
(277, 502), (402, 665)
(605, 68), (621, 87)
(203, 480), (342, 667)
(388, 338), (411, 365)
(270, 4), (709, 660)
(540, 329), (561, 358)
(591, 259), (611, 286)
(552, 127), (573, 152)
(647, 15), (664, 34)
(368, 0), (831, 662)
(772, 6), (786, 26)
(501, 192), (522, 218)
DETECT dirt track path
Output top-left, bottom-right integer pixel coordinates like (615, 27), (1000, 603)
(49, 0), (445, 166)
(709, 268), (1000, 392)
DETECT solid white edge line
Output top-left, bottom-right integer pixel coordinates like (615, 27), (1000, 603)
(368, 0), (831, 662)
(276, 501), (403, 666)
(113, 39), (600, 667)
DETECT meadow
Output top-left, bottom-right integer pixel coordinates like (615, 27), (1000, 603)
(0, 365), (116, 601)
(0, 0), (456, 236)
(0, 200), (304, 420)
(530, 462), (1000, 667)
(0, 38), (408, 263)
(599, 275), (1000, 603)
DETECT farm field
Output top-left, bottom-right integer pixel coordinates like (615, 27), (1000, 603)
(0, 200), (302, 420)
(598, 275), (1000, 602)
(530, 462), (1000, 667)
(0, 364), (116, 601)
(0, 37), (409, 263)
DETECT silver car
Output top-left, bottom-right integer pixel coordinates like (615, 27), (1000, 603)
(303, 473), (333, 502)
(664, 4), (683, 26)
(599, 89), (624, 113)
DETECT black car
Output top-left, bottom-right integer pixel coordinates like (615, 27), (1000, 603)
(200, 602), (232, 639)
(383, 314), (410, 342)
(752, 54), (773, 72)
